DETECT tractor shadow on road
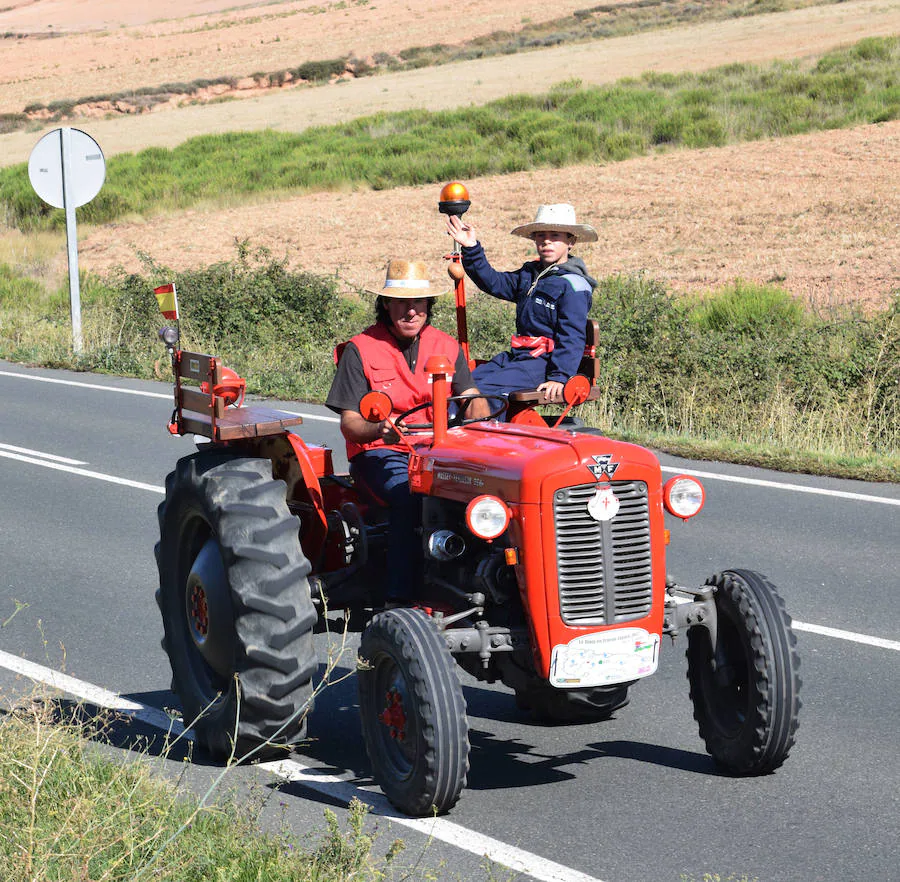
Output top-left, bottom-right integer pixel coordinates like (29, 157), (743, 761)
(463, 731), (714, 792)
(23, 671), (713, 798)
(299, 668), (716, 793)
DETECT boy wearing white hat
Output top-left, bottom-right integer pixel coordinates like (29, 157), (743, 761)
(447, 204), (598, 402)
(327, 258), (486, 606)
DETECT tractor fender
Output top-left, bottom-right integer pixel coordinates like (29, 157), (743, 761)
(285, 433), (329, 554)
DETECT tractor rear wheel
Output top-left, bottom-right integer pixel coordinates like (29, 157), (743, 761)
(156, 452), (317, 760)
(358, 608), (469, 815)
(687, 569), (801, 774)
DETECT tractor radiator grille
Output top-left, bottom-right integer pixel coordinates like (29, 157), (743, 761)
(552, 481), (652, 625)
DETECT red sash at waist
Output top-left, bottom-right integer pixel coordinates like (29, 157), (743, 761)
(510, 334), (554, 357)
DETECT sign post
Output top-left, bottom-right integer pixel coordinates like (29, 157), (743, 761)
(28, 128), (106, 354)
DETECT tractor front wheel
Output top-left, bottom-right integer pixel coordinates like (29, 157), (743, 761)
(687, 569), (801, 775)
(156, 453), (317, 760)
(358, 608), (469, 815)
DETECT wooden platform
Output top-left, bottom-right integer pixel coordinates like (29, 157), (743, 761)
(179, 405), (303, 441)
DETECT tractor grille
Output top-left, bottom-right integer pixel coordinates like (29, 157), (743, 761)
(552, 481), (652, 625)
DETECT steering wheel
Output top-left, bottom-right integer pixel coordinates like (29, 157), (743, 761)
(394, 394), (508, 431)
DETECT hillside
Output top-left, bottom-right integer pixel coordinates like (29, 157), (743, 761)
(0, 0), (898, 306)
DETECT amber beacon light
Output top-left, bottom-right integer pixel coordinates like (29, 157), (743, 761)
(439, 181), (471, 216)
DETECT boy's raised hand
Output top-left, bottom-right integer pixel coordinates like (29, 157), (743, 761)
(446, 214), (477, 248)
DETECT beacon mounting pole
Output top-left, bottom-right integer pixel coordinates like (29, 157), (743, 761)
(439, 182), (473, 369)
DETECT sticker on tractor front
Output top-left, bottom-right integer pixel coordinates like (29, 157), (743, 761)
(587, 485), (619, 521)
(549, 628), (660, 688)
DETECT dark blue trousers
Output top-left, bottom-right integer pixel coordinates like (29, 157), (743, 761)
(350, 448), (420, 603)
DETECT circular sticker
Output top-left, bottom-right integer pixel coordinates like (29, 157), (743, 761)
(587, 485), (620, 521)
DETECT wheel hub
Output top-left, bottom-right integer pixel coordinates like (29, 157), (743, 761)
(185, 537), (235, 679)
(189, 583), (210, 638)
(378, 688), (407, 740)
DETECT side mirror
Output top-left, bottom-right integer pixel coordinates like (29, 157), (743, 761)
(359, 390), (392, 422)
(562, 375), (591, 406)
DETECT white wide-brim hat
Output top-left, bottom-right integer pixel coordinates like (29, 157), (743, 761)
(510, 203), (598, 243)
(368, 259), (449, 298)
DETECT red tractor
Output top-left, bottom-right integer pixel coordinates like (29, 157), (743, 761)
(154, 186), (800, 817)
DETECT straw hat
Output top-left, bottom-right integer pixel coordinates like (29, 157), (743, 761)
(369, 259), (449, 298)
(510, 204), (598, 243)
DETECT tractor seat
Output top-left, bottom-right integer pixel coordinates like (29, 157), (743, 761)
(505, 319), (602, 421)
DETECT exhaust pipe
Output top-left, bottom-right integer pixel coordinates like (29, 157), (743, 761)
(427, 530), (466, 561)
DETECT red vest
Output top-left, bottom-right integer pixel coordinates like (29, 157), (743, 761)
(345, 322), (460, 460)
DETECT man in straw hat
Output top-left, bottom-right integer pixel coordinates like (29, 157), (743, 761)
(327, 258), (488, 607)
(446, 203), (597, 403)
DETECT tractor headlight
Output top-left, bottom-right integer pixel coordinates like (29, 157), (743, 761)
(465, 495), (511, 541)
(663, 475), (706, 520)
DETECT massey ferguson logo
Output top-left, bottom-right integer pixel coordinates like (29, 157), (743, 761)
(587, 454), (619, 480)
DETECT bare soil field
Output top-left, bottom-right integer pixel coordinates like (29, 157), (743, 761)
(76, 120), (900, 308)
(1, 0), (898, 307)
(0, 0), (608, 111)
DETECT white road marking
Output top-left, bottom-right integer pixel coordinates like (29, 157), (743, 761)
(0, 442), (86, 465)
(0, 449), (164, 493)
(0, 649), (604, 882)
(3, 622), (899, 878)
(661, 466), (900, 506)
(0, 369), (173, 398)
(2, 369), (897, 877)
(6, 441), (893, 510)
(262, 758), (606, 882)
(0, 649), (184, 736)
(793, 621), (900, 651)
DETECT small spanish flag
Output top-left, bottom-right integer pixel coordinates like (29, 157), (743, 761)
(154, 283), (179, 321)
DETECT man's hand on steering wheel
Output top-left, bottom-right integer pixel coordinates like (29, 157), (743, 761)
(394, 393), (507, 431)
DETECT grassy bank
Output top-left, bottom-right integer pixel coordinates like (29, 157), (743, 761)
(1, 251), (896, 481)
(0, 693), (406, 882)
(1, 36), (898, 231)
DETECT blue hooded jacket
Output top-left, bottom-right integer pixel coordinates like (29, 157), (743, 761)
(461, 241), (597, 394)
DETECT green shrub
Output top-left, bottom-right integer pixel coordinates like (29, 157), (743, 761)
(92, 245), (369, 397)
(0, 112), (27, 134)
(294, 58), (346, 82)
(0, 257), (896, 469)
(691, 280), (805, 335)
(0, 697), (400, 881)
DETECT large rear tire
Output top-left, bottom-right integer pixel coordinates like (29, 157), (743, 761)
(358, 608), (469, 815)
(156, 452), (317, 760)
(687, 569), (801, 774)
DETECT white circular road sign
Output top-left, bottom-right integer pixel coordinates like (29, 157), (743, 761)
(28, 128), (106, 209)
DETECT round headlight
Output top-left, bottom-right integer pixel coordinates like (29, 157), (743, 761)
(663, 475), (706, 519)
(465, 495), (511, 541)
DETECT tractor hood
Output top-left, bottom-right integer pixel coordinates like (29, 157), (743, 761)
(409, 421), (662, 505)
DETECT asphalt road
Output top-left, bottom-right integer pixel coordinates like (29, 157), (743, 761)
(1, 360), (898, 882)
